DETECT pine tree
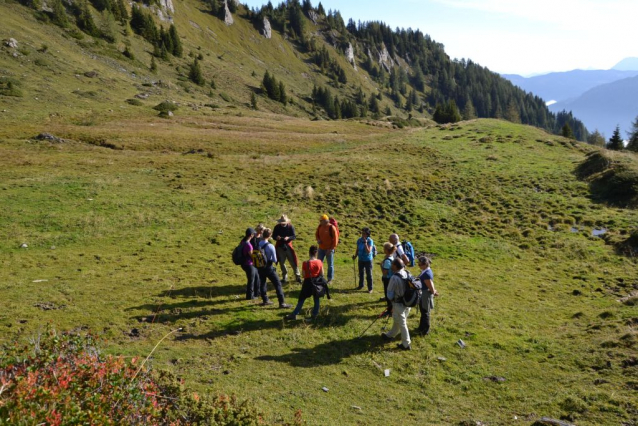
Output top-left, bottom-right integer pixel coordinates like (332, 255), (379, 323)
(250, 91), (258, 109)
(169, 24), (182, 57)
(76, 0), (100, 37)
(561, 123), (574, 139)
(607, 126), (624, 151)
(626, 116), (638, 152)
(51, 0), (70, 28)
(189, 59), (205, 86)
(150, 55), (157, 73)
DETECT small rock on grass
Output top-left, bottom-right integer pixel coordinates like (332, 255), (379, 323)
(483, 376), (506, 383)
(437, 357), (447, 362)
(321, 387), (329, 392)
(20, 243), (28, 248)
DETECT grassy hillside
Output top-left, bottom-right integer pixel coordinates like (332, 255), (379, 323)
(1, 104), (637, 424)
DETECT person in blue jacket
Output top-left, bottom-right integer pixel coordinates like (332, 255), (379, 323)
(352, 227), (375, 293)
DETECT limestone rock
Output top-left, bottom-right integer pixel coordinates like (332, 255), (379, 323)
(224, 0), (234, 26)
(4, 38), (18, 49)
(159, 0), (174, 14)
(20, 243), (28, 249)
(378, 43), (395, 72)
(262, 17), (272, 39)
(345, 43), (357, 70)
(308, 10), (318, 24)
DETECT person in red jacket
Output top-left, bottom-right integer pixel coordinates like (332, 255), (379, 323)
(315, 214), (338, 283)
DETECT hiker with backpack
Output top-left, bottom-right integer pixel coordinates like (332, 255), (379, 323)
(352, 227), (375, 293)
(315, 214), (339, 283)
(381, 258), (417, 350)
(389, 234), (410, 266)
(253, 223), (265, 249)
(256, 228), (292, 308)
(233, 228), (260, 300)
(415, 256), (438, 335)
(380, 242), (397, 314)
(285, 245), (329, 321)
(272, 215), (301, 284)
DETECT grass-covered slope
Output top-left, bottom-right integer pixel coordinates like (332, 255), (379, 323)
(1, 110), (637, 424)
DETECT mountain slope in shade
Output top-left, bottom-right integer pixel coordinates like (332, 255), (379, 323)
(549, 75), (638, 137)
(502, 69), (638, 104)
(612, 57), (638, 71)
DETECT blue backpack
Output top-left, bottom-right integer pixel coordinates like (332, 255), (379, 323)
(401, 241), (415, 267)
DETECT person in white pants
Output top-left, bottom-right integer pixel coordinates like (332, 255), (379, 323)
(381, 258), (412, 350)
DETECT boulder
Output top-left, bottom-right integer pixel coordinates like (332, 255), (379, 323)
(35, 133), (65, 143)
(262, 17), (272, 39)
(345, 43), (357, 70)
(83, 71), (98, 78)
(4, 38), (18, 49)
(224, 0), (234, 26)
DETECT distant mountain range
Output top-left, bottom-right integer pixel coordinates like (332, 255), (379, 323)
(502, 58), (638, 138)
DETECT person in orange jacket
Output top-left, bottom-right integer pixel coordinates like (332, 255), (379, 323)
(315, 214), (339, 283)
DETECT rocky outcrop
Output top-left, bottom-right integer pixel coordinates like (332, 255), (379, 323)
(378, 43), (395, 71)
(346, 43), (357, 70)
(308, 10), (318, 24)
(158, 0), (174, 14)
(224, 0), (234, 26)
(262, 17), (272, 39)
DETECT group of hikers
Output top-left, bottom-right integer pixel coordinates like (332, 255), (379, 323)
(232, 214), (439, 350)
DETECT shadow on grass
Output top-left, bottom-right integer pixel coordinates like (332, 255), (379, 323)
(255, 335), (383, 367)
(159, 284), (246, 298)
(176, 316), (285, 341)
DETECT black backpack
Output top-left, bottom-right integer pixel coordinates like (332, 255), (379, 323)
(310, 275), (331, 300)
(232, 241), (246, 266)
(401, 272), (422, 307)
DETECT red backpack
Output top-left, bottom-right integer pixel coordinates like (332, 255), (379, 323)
(329, 217), (340, 246)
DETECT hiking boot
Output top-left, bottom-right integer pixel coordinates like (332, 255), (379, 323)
(379, 297), (386, 301)
(284, 314), (297, 321)
(397, 343), (411, 351)
(381, 333), (392, 341)
(260, 300), (274, 306)
(356, 285), (364, 290)
(295, 276), (302, 284)
(279, 303), (292, 309)
(367, 289), (373, 294)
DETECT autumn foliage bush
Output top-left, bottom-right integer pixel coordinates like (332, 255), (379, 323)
(0, 329), (278, 425)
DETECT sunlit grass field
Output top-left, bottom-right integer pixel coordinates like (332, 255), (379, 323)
(1, 110), (637, 425)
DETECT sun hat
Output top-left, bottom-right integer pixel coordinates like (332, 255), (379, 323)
(277, 214), (290, 224)
(320, 214), (329, 221)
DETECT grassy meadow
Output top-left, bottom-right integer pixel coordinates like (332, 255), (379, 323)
(1, 1), (638, 424)
(1, 110), (637, 425)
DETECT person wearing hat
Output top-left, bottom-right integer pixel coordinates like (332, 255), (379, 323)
(315, 214), (339, 283)
(352, 227), (375, 293)
(272, 214), (301, 284)
(241, 228), (260, 300)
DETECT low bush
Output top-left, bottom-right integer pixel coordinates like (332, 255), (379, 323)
(0, 328), (276, 425)
(153, 101), (179, 113)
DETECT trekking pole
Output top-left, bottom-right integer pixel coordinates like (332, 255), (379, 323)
(358, 309), (387, 338)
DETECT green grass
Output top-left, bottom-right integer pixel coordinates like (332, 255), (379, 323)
(1, 112), (637, 425)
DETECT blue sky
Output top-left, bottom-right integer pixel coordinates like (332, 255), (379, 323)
(241, 0), (638, 76)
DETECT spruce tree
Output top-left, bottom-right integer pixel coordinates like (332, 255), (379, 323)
(250, 91), (258, 109)
(278, 81), (287, 105)
(626, 116), (638, 152)
(189, 59), (205, 86)
(607, 126), (624, 151)
(561, 123), (574, 139)
(150, 55), (157, 73)
(77, 1), (100, 37)
(51, 0), (70, 28)
(169, 24), (183, 57)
